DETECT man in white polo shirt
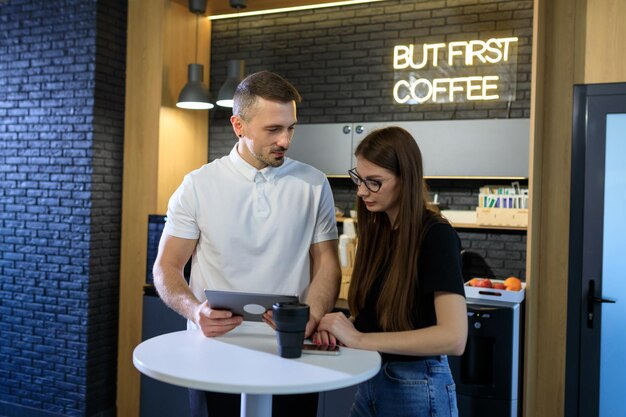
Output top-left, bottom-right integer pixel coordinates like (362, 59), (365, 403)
(153, 71), (341, 417)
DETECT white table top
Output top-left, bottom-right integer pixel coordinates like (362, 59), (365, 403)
(133, 322), (381, 395)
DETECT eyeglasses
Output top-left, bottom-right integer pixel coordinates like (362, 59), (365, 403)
(348, 168), (383, 193)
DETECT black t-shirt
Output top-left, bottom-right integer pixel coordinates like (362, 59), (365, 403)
(353, 222), (465, 362)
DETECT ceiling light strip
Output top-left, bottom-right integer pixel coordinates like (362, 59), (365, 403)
(208, 0), (386, 20)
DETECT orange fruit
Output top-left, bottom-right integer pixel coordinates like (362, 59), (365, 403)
(504, 277), (522, 291)
(467, 278), (479, 287)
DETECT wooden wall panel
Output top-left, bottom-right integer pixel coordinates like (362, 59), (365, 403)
(527, 0), (626, 415)
(117, 1), (210, 416)
(158, 1), (210, 212)
(525, 0), (586, 415)
(585, 0), (626, 83)
(158, 108), (209, 212)
(116, 0), (163, 416)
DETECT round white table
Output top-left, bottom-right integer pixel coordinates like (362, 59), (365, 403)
(133, 322), (381, 417)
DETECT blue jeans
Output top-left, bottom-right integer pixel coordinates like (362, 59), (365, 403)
(349, 356), (458, 417)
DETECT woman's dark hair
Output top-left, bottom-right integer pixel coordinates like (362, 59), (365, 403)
(233, 71), (302, 121)
(348, 126), (443, 331)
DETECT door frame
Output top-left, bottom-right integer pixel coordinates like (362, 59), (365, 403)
(565, 82), (626, 417)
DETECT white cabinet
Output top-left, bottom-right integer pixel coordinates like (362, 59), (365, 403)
(288, 124), (354, 176)
(288, 119), (530, 178)
(288, 123), (364, 176)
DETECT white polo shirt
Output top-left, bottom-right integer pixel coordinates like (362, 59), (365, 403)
(164, 145), (338, 313)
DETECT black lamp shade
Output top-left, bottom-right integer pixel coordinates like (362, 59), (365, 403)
(177, 63), (213, 110)
(217, 60), (245, 108)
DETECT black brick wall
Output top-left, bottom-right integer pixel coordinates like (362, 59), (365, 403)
(208, 0), (531, 281)
(85, 1), (126, 416)
(209, 0), (532, 127)
(0, 1), (126, 416)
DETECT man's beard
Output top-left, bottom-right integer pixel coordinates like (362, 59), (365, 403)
(253, 147), (286, 168)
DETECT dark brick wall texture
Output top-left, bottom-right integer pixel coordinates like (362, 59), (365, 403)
(0, 0), (126, 416)
(209, 0), (532, 280)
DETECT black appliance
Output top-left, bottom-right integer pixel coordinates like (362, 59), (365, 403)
(449, 299), (524, 417)
(145, 214), (191, 285)
(145, 214), (166, 285)
(140, 215), (190, 417)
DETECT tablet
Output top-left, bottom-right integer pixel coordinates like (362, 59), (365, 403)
(204, 289), (299, 322)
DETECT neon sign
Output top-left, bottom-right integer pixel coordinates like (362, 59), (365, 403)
(392, 37), (519, 104)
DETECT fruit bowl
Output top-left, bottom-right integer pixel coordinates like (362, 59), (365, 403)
(464, 278), (526, 304)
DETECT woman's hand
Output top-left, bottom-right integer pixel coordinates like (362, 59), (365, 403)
(311, 330), (337, 346)
(317, 312), (363, 348)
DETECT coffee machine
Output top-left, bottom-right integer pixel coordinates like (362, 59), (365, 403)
(449, 298), (524, 417)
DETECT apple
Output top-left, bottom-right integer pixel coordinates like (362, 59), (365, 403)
(493, 283), (506, 290)
(474, 278), (493, 288)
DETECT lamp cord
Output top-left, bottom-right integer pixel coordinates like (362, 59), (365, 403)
(195, 12), (199, 64)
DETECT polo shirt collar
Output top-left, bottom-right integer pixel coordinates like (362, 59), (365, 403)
(228, 145), (282, 183)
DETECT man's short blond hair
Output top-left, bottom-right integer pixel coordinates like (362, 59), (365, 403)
(233, 71), (302, 121)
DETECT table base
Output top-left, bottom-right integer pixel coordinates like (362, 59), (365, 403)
(241, 393), (272, 417)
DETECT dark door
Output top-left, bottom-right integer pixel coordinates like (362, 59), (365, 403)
(566, 83), (626, 417)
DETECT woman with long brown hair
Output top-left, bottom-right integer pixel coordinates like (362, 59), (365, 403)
(316, 126), (467, 417)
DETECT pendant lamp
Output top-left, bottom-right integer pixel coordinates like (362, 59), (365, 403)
(177, 0), (213, 110)
(217, 59), (246, 108)
(216, 0), (247, 108)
